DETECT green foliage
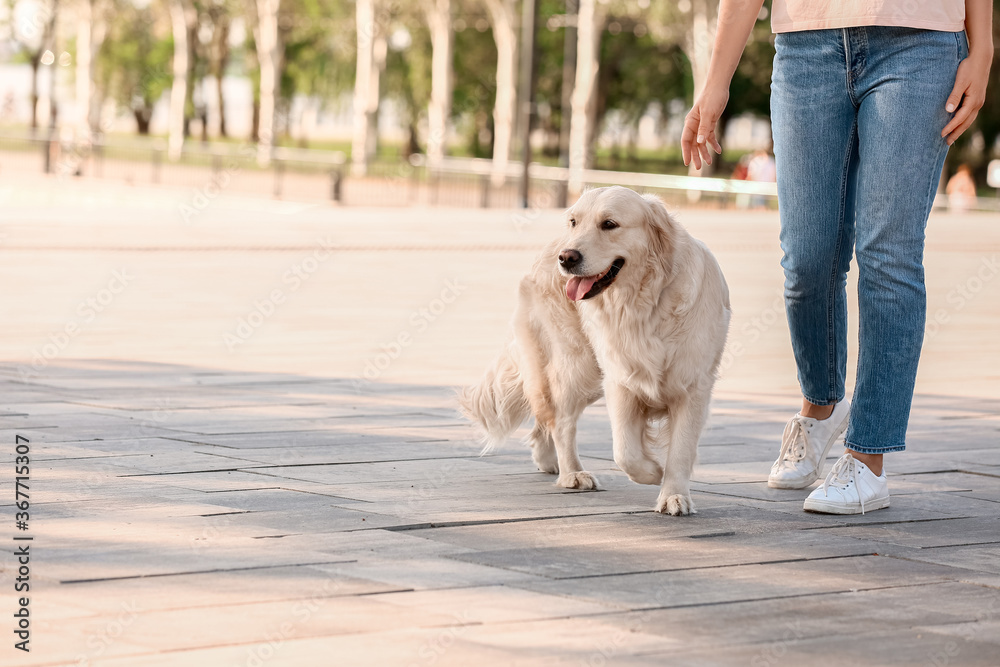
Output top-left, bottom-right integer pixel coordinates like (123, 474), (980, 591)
(383, 10), (432, 154)
(95, 1), (172, 130)
(598, 24), (688, 131)
(279, 0), (355, 102)
(725, 21), (775, 126)
(451, 11), (498, 157)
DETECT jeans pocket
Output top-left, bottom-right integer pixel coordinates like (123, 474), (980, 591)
(956, 30), (969, 61)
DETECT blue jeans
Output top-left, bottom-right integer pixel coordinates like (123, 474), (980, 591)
(771, 27), (967, 454)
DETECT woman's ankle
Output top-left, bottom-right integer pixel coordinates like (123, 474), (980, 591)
(801, 399), (835, 420)
(847, 450), (884, 476)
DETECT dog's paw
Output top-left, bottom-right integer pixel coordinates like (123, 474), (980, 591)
(556, 471), (599, 490)
(655, 493), (696, 516)
(533, 457), (559, 475)
(620, 458), (664, 486)
(531, 448), (559, 475)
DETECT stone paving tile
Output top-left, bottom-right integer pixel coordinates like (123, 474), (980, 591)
(2, 363), (999, 666)
(508, 555), (964, 610)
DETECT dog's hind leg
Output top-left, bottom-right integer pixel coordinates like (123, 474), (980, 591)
(607, 382), (664, 485)
(549, 408), (599, 490)
(527, 421), (559, 474)
(655, 391), (710, 516)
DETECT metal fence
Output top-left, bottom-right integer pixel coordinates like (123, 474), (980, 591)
(0, 130), (786, 210)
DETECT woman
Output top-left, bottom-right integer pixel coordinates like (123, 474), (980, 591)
(681, 1), (993, 514)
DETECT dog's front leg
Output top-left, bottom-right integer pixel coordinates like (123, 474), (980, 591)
(606, 382), (663, 485)
(655, 393), (708, 515)
(549, 410), (599, 490)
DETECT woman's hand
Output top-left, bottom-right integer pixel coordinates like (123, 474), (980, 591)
(942, 51), (992, 145)
(681, 84), (730, 169)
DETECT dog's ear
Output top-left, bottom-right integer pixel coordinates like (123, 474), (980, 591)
(641, 193), (676, 260)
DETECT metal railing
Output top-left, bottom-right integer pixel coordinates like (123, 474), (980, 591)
(12, 131), (983, 211)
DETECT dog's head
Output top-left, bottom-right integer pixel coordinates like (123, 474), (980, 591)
(558, 186), (675, 302)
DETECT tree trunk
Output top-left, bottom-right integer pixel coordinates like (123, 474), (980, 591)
(559, 0), (578, 168)
(29, 56), (40, 133)
(41, 0), (59, 131)
(423, 0), (452, 169)
(75, 0), (93, 138)
(254, 0), (281, 166)
(167, 0), (190, 160)
(351, 0), (383, 175)
(213, 17), (230, 137)
(485, 0), (517, 186)
(183, 17), (197, 139)
(134, 108), (151, 134)
(251, 98), (260, 142)
(567, 0), (602, 197)
(88, 8), (108, 134)
(685, 0), (716, 177)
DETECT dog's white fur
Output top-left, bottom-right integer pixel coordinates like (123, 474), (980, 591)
(459, 187), (731, 515)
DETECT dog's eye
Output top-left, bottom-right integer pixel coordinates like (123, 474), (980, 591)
(601, 219), (619, 230)
(569, 218), (577, 228)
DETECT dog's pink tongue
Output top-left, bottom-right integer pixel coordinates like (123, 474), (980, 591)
(566, 275), (599, 301)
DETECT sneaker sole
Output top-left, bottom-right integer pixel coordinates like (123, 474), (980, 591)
(767, 410), (851, 490)
(803, 495), (890, 515)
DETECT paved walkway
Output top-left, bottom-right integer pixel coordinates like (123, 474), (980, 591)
(1, 174), (999, 666)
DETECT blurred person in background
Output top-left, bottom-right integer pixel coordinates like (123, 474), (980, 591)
(946, 163), (979, 212)
(746, 145), (776, 209)
(681, 0), (992, 515)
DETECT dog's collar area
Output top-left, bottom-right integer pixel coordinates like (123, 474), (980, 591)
(582, 258), (625, 300)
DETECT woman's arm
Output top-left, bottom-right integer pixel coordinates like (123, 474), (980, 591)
(681, 0), (766, 169)
(942, 0), (994, 145)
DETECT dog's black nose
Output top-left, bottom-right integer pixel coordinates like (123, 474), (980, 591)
(559, 249), (582, 268)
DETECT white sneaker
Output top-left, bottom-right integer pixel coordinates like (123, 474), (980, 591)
(768, 400), (850, 489)
(803, 453), (890, 515)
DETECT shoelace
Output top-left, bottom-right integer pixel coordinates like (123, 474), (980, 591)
(820, 455), (866, 514)
(772, 415), (812, 469)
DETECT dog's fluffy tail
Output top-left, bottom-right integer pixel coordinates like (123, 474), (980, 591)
(457, 341), (530, 454)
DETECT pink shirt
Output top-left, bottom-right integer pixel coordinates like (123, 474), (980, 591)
(771, 0), (966, 33)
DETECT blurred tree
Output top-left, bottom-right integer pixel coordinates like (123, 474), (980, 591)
(567, 0), (603, 192)
(382, 7), (430, 157)
(95, 0), (172, 134)
(203, 0), (235, 137)
(4, 0), (60, 133)
(351, 0), (386, 173)
(252, 0), (281, 164)
(422, 0), (451, 166)
(596, 18), (687, 168)
(484, 0), (516, 184)
(167, 0), (194, 158)
(451, 7), (498, 158)
(279, 0), (355, 146)
(76, 0), (110, 136)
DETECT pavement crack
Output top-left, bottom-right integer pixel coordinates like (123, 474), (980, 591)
(60, 560), (358, 585)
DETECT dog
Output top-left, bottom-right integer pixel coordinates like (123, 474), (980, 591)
(459, 186), (731, 515)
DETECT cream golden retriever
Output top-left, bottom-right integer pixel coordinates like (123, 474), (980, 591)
(460, 186), (730, 515)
